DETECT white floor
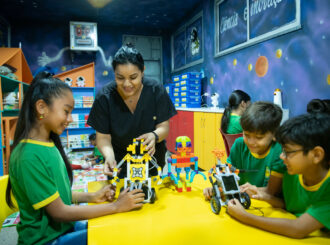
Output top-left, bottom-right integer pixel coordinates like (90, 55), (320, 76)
(0, 226), (17, 245)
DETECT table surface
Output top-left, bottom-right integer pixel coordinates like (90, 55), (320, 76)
(88, 176), (329, 245)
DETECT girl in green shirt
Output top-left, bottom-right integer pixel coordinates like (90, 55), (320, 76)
(221, 90), (251, 134)
(6, 72), (145, 245)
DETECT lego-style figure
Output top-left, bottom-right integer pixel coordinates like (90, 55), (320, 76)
(162, 136), (206, 192)
(112, 139), (162, 203)
(208, 149), (251, 214)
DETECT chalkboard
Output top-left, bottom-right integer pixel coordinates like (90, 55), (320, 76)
(215, 0), (301, 57)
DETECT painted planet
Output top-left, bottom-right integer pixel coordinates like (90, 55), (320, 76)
(276, 49), (282, 58)
(103, 70), (109, 76)
(255, 56), (268, 77)
(210, 77), (214, 84)
(233, 59), (237, 66)
(327, 74), (330, 85)
(248, 64), (253, 71)
(61, 66), (67, 71)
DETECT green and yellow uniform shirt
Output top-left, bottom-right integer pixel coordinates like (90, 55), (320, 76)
(226, 113), (242, 134)
(282, 170), (330, 229)
(9, 140), (74, 245)
(94, 146), (104, 162)
(227, 137), (284, 186)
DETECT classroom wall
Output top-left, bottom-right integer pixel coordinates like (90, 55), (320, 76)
(8, 21), (171, 93)
(171, 0), (330, 117)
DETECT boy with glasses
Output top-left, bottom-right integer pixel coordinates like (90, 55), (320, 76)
(231, 113), (330, 238)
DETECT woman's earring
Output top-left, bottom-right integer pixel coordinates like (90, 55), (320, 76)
(39, 114), (44, 120)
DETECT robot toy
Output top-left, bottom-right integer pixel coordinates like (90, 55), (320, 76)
(208, 149), (251, 214)
(162, 136), (206, 192)
(112, 139), (162, 203)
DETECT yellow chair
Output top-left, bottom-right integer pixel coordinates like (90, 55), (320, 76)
(0, 175), (18, 231)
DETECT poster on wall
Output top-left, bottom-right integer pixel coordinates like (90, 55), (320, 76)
(70, 21), (98, 51)
(218, 0), (247, 51)
(172, 12), (203, 72)
(186, 16), (203, 64)
(215, 0), (301, 57)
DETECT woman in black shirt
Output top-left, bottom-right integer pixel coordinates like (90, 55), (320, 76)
(88, 44), (177, 178)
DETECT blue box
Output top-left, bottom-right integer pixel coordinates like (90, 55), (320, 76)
(181, 72), (201, 80)
(179, 79), (201, 86)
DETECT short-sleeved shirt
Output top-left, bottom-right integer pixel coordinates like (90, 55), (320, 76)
(227, 137), (284, 186)
(227, 113), (242, 134)
(87, 77), (177, 176)
(94, 146), (103, 161)
(282, 170), (330, 229)
(9, 140), (73, 245)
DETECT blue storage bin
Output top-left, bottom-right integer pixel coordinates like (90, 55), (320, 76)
(173, 92), (180, 97)
(180, 90), (201, 97)
(173, 87), (180, 93)
(180, 79), (201, 86)
(181, 72), (201, 80)
(172, 75), (180, 82)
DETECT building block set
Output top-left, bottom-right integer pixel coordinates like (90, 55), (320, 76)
(162, 136), (206, 192)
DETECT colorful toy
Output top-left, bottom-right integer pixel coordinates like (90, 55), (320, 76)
(208, 149), (251, 214)
(162, 136), (206, 192)
(112, 139), (162, 203)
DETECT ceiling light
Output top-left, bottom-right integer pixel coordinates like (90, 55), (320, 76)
(87, 0), (112, 8)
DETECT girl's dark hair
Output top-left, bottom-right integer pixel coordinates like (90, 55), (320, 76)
(6, 71), (73, 208)
(221, 90), (251, 133)
(276, 113), (330, 169)
(307, 99), (330, 114)
(112, 43), (144, 72)
(240, 101), (282, 134)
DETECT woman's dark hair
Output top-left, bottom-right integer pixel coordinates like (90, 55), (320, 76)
(276, 113), (330, 169)
(6, 71), (73, 208)
(307, 99), (330, 114)
(221, 90), (251, 133)
(89, 133), (96, 141)
(112, 43), (144, 72)
(240, 101), (282, 134)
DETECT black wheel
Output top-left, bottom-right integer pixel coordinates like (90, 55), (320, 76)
(150, 188), (156, 204)
(241, 192), (251, 209)
(210, 196), (221, 214)
(142, 185), (149, 200)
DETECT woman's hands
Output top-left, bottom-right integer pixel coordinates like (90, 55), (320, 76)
(137, 132), (157, 156)
(203, 187), (213, 200)
(103, 155), (120, 177)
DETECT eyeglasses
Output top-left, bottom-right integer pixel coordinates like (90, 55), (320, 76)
(282, 149), (304, 158)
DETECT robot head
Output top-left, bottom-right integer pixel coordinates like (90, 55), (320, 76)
(175, 136), (192, 155)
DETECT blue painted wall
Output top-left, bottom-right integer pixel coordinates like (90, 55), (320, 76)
(171, 0), (330, 117)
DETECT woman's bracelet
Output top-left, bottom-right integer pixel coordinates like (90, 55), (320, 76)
(151, 131), (159, 143)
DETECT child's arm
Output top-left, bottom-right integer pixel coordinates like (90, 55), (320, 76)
(45, 188), (144, 222)
(72, 184), (116, 203)
(227, 199), (324, 238)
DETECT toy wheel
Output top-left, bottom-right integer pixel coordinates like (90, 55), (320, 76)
(210, 196), (221, 214)
(241, 192), (251, 209)
(150, 188), (156, 204)
(142, 185), (149, 200)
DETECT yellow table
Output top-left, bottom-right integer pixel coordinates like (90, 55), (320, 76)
(88, 177), (329, 245)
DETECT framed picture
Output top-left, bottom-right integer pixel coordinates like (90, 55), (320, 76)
(70, 21), (98, 51)
(171, 11), (203, 72)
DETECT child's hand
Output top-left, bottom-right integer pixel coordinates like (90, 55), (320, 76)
(227, 198), (247, 219)
(136, 133), (156, 156)
(240, 182), (258, 197)
(92, 185), (116, 203)
(203, 187), (213, 200)
(114, 188), (145, 213)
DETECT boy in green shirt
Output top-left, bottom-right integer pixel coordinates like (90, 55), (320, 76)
(231, 113), (330, 238)
(204, 101), (283, 198)
(84, 133), (104, 164)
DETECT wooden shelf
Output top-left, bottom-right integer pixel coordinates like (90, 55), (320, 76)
(1, 116), (18, 175)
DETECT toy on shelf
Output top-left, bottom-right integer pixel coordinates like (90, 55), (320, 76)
(162, 136), (206, 192)
(76, 76), (85, 87)
(112, 139), (162, 203)
(208, 149), (251, 214)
